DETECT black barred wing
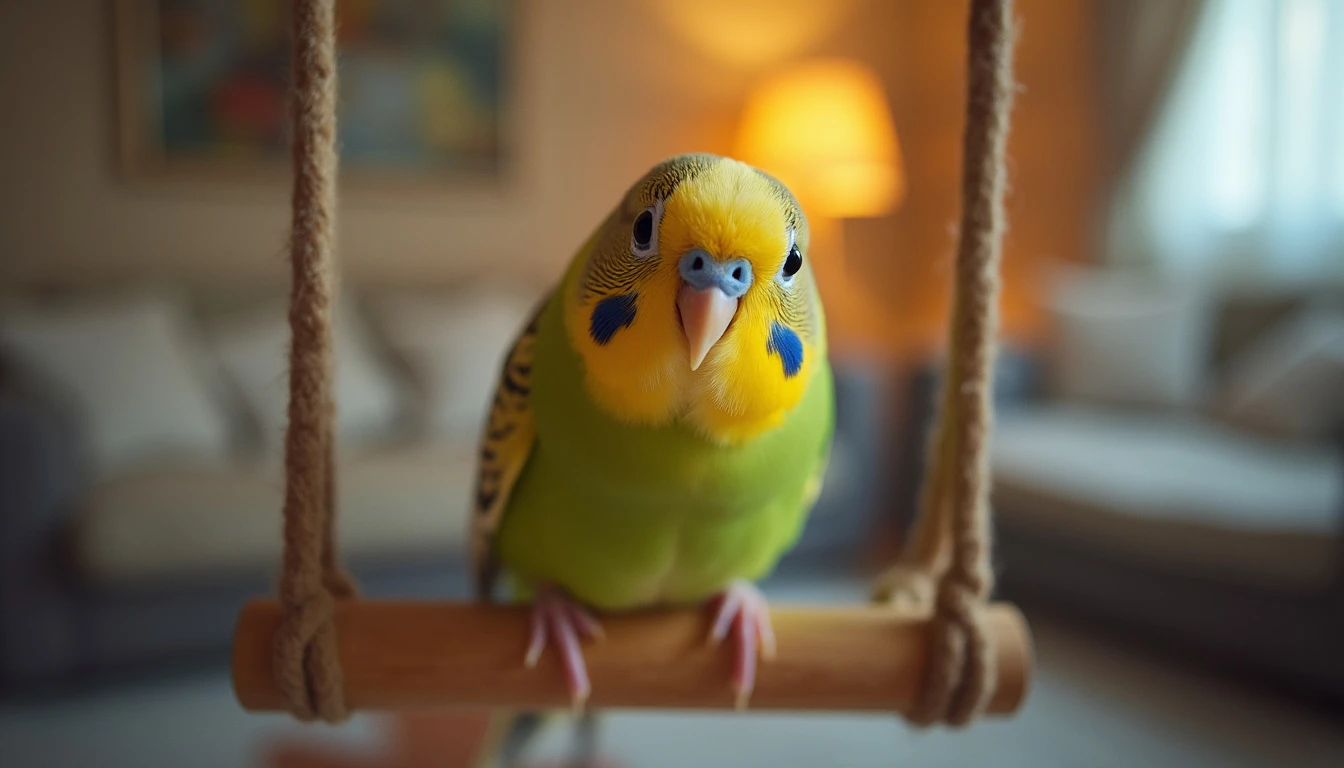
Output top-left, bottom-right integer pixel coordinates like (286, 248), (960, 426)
(469, 298), (545, 600)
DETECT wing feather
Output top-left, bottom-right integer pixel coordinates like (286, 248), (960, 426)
(469, 296), (547, 599)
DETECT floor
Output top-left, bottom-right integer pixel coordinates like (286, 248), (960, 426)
(3, 579), (1343, 768)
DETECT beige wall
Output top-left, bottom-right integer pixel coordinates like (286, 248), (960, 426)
(888, 0), (1104, 348)
(0, 1), (880, 289)
(0, 2), (720, 290)
(0, 1), (1101, 357)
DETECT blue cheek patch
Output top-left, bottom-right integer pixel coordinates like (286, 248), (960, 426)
(589, 293), (638, 345)
(767, 322), (804, 378)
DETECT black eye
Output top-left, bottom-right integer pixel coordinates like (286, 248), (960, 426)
(633, 210), (654, 248)
(782, 245), (803, 278)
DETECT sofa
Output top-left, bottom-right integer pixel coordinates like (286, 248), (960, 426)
(0, 284), (889, 689)
(898, 266), (1344, 703)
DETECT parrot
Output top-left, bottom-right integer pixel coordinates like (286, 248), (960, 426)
(469, 152), (834, 742)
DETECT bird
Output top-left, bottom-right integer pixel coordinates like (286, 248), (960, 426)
(470, 152), (835, 719)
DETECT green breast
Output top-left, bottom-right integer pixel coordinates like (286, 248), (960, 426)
(496, 293), (834, 610)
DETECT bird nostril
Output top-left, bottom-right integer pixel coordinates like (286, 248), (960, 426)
(692, 256), (704, 270)
(732, 267), (743, 281)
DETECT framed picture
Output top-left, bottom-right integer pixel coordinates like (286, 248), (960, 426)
(113, 0), (511, 183)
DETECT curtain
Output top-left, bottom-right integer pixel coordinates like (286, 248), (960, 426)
(1095, 0), (1207, 182)
(1108, 0), (1344, 280)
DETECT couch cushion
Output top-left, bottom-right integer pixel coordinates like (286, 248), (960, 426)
(367, 284), (542, 442)
(991, 406), (1342, 590)
(204, 300), (408, 454)
(0, 292), (232, 477)
(1042, 265), (1214, 410)
(1215, 306), (1344, 441)
(70, 443), (475, 587)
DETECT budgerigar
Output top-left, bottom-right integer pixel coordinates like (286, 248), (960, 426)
(471, 153), (834, 713)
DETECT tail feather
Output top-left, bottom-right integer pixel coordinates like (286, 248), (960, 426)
(473, 711), (602, 768)
(572, 712), (600, 766)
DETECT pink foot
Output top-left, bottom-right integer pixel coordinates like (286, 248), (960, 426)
(706, 580), (776, 709)
(524, 586), (604, 709)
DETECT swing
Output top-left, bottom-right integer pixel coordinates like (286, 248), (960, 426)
(230, 0), (1033, 727)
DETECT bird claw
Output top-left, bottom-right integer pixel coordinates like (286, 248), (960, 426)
(525, 587), (603, 709)
(706, 580), (775, 708)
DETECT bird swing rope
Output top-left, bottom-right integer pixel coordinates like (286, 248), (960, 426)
(258, 0), (1021, 725)
(903, 0), (1017, 727)
(272, 0), (351, 723)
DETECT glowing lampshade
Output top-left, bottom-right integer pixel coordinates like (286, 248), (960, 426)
(734, 59), (904, 219)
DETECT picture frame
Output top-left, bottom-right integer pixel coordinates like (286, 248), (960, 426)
(112, 0), (512, 186)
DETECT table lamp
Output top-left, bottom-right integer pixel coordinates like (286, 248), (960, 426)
(734, 58), (904, 351)
(735, 58), (903, 219)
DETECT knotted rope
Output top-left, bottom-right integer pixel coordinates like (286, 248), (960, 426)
(273, 0), (356, 724)
(907, 0), (1017, 727)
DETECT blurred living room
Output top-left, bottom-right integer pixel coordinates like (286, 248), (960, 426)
(1, 0), (1342, 766)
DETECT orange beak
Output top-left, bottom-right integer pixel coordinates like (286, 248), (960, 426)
(677, 284), (738, 371)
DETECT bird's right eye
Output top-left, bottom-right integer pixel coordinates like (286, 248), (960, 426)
(630, 201), (662, 258)
(633, 210), (653, 248)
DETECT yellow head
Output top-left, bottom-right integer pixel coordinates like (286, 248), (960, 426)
(563, 153), (826, 444)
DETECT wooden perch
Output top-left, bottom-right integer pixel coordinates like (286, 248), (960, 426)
(233, 600), (1032, 715)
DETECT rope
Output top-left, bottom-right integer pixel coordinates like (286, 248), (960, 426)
(273, 0), (355, 723)
(909, 0), (1017, 727)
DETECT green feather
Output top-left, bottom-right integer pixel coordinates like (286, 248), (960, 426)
(496, 291), (835, 611)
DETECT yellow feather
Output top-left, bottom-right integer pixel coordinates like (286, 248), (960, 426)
(563, 157), (822, 444)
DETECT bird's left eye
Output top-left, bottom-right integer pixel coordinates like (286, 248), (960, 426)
(782, 244), (803, 278)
